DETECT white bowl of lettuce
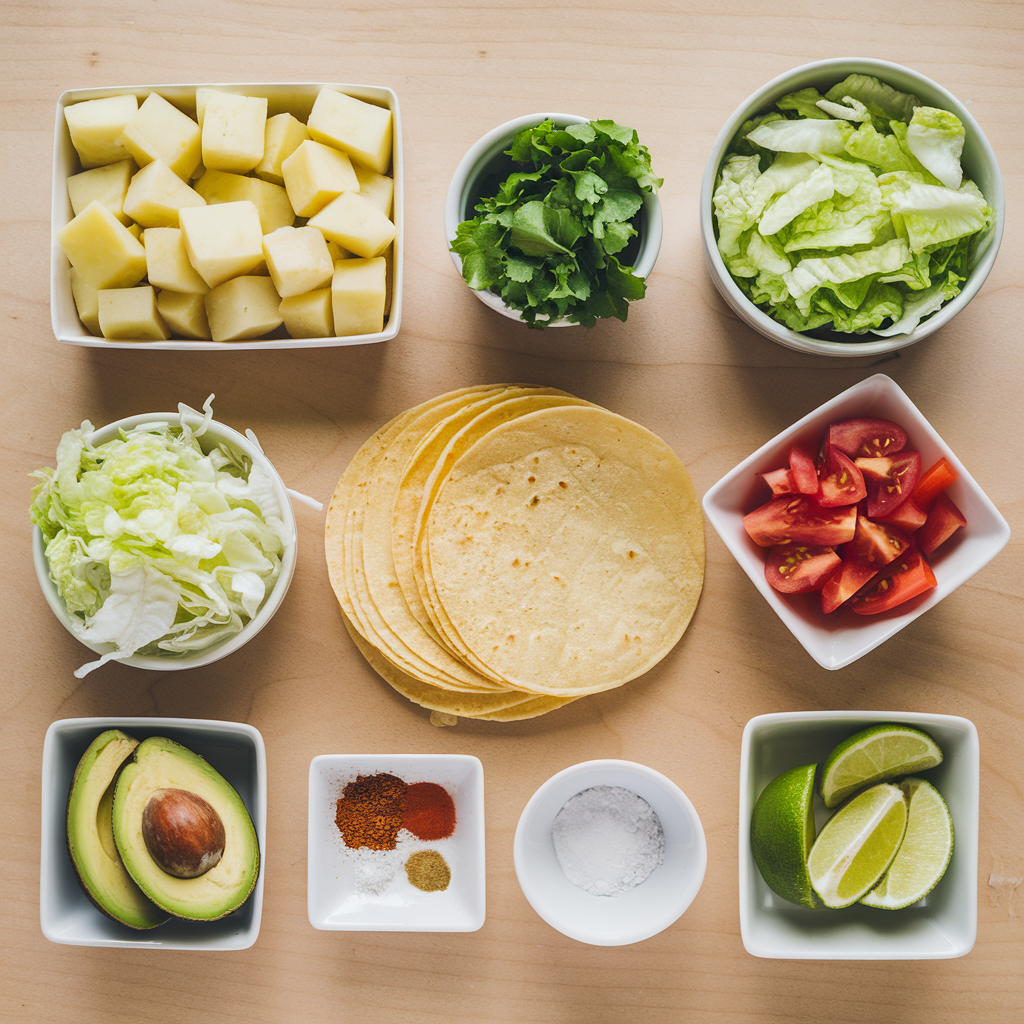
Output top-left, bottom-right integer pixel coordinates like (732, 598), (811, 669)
(701, 58), (1003, 356)
(30, 398), (297, 678)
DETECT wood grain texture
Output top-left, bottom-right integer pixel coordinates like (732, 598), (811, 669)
(1, 1), (1022, 1021)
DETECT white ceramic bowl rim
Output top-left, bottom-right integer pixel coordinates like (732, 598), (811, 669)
(513, 759), (707, 946)
(33, 408), (298, 672)
(445, 113), (664, 325)
(700, 57), (1005, 357)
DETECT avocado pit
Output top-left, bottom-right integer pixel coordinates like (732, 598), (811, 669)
(142, 788), (226, 879)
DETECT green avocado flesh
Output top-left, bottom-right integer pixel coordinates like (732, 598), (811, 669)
(112, 736), (260, 921)
(66, 730), (169, 930)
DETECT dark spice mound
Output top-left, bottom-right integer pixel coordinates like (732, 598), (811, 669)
(335, 772), (409, 850)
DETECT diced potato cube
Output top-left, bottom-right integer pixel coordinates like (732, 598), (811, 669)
(143, 227), (209, 294)
(280, 287), (334, 338)
(127, 222), (143, 240)
(281, 140), (359, 218)
(309, 191), (395, 258)
(56, 200), (147, 290)
(307, 89), (392, 174)
(262, 226), (333, 298)
(353, 165), (393, 216)
(97, 285), (170, 340)
(156, 290), (211, 339)
(201, 91), (268, 173)
(67, 159), (136, 225)
(117, 93), (202, 181)
(64, 94), (138, 169)
(179, 201), (264, 288)
(205, 276), (283, 341)
(255, 113), (310, 185)
(326, 240), (354, 261)
(193, 169), (294, 233)
(123, 159), (206, 228)
(331, 256), (386, 336)
(69, 268), (101, 334)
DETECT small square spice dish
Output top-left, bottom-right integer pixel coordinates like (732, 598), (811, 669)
(307, 754), (484, 931)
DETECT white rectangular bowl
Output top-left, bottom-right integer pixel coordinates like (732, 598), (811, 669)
(41, 717), (266, 949)
(308, 754), (485, 932)
(739, 710), (979, 959)
(52, 82), (402, 350)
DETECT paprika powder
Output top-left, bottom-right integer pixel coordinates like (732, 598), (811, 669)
(401, 781), (457, 841)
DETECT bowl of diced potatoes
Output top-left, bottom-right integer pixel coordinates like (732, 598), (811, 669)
(52, 83), (402, 349)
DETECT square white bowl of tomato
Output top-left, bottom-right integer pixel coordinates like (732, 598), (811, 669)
(703, 374), (1010, 670)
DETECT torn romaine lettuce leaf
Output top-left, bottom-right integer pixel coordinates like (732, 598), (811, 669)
(712, 73), (993, 337)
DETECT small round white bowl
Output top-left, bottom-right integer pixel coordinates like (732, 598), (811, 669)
(701, 58), (1004, 357)
(445, 113), (663, 326)
(513, 760), (706, 946)
(33, 410), (298, 673)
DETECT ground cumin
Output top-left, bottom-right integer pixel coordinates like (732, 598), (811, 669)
(404, 850), (451, 892)
(335, 773), (408, 851)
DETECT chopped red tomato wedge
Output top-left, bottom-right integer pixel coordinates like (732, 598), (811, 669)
(849, 516), (911, 568)
(817, 447), (867, 507)
(910, 456), (959, 511)
(849, 548), (937, 615)
(918, 492), (967, 555)
(788, 443), (819, 495)
(765, 544), (841, 594)
(743, 496), (857, 547)
(761, 466), (797, 496)
(745, 412), (968, 622)
(855, 451), (921, 518)
(821, 558), (879, 614)
(877, 497), (927, 533)
(827, 418), (907, 458)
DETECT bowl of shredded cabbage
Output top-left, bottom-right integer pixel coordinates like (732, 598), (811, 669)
(701, 58), (1004, 356)
(30, 397), (298, 677)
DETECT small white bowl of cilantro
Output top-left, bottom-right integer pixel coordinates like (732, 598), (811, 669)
(30, 398), (299, 678)
(446, 113), (663, 328)
(701, 58), (1004, 356)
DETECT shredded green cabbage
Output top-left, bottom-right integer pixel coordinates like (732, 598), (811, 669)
(30, 397), (293, 677)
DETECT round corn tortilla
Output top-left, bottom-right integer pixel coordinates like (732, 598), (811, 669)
(423, 404), (704, 697)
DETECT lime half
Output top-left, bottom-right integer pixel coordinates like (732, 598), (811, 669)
(808, 783), (908, 909)
(820, 724), (943, 808)
(860, 778), (954, 910)
(750, 763), (819, 909)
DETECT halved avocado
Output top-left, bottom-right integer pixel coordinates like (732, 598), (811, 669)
(111, 736), (259, 921)
(66, 730), (169, 930)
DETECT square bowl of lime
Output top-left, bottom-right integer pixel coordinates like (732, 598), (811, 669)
(739, 710), (978, 959)
(41, 717), (266, 949)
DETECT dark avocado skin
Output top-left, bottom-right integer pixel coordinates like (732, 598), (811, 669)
(111, 735), (260, 921)
(66, 730), (169, 930)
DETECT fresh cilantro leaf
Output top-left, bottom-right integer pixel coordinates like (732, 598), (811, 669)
(450, 118), (659, 328)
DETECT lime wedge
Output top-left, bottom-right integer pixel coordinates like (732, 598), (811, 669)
(820, 723), (943, 808)
(750, 763), (820, 909)
(860, 778), (954, 909)
(808, 783), (908, 909)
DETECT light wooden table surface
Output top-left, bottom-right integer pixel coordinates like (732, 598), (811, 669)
(3, 2), (1022, 1021)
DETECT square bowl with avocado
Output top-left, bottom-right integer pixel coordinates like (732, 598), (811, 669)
(41, 717), (266, 949)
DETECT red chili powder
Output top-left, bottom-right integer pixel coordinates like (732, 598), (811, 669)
(401, 782), (456, 841)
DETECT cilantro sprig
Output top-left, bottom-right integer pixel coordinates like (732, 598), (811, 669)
(450, 119), (662, 328)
